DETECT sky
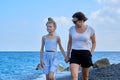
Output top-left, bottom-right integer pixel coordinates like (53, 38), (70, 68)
(0, 0), (120, 51)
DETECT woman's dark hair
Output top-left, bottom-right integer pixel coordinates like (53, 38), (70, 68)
(72, 12), (88, 22)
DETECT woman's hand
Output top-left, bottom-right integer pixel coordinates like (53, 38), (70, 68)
(40, 59), (45, 68)
(64, 56), (70, 63)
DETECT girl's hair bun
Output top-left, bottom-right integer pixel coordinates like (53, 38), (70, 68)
(48, 17), (54, 22)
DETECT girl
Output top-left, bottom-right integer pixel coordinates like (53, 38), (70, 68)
(40, 17), (67, 80)
(66, 12), (96, 80)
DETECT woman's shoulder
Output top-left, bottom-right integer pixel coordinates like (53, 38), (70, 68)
(69, 26), (74, 29)
(69, 26), (75, 32)
(87, 25), (95, 32)
(87, 25), (95, 36)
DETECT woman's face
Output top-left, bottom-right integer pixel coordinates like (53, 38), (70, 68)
(75, 20), (84, 28)
(46, 23), (55, 33)
(72, 18), (84, 28)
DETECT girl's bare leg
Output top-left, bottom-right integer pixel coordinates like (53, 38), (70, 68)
(46, 74), (49, 80)
(48, 72), (55, 80)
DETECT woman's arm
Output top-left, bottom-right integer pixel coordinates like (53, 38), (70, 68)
(91, 33), (96, 54)
(57, 36), (66, 58)
(67, 34), (72, 57)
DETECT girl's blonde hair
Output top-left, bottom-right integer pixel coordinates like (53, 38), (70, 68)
(46, 17), (57, 29)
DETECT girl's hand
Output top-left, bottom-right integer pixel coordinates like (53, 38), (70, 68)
(40, 59), (45, 68)
(64, 56), (70, 63)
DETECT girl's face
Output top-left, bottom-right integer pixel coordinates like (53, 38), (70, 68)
(46, 23), (55, 33)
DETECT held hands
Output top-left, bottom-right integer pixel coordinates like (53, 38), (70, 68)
(64, 56), (70, 63)
(64, 52), (70, 63)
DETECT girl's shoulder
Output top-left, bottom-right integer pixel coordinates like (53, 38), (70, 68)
(56, 35), (60, 40)
(42, 35), (47, 40)
(54, 35), (61, 42)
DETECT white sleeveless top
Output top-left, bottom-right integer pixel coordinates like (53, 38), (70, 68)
(44, 36), (57, 52)
(69, 26), (95, 50)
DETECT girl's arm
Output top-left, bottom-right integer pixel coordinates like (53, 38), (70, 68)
(40, 36), (45, 62)
(57, 36), (66, 58)
(67, 34), (72, 57)
(90, 33), (96, 54)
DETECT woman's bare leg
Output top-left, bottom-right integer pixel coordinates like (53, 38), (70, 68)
(82, 67), (90, 80)
(70, 63), (80, 80)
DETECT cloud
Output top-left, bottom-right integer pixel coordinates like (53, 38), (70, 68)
(87, 0), (120, 51)
(43, 16), (72, 27)
(90, 8), (120, 27)
(96, 0), (120, 6)
(89, 0), (120, 30)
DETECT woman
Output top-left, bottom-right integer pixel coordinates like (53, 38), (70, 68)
(66, 12), (96, 80)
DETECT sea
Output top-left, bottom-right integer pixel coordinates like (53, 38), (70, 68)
(0, 51), (120, 80)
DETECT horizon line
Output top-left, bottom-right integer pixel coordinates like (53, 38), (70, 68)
(0, 51), (120, 52)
